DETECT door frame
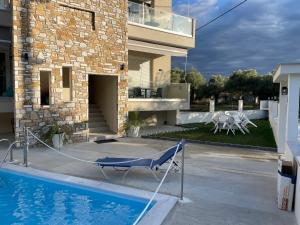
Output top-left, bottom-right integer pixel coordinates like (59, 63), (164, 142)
(88, 74), (119, 133)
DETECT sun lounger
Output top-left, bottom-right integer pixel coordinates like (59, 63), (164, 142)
(95, 140), (185, 180)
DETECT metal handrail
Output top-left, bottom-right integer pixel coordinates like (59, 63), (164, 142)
(0, 141), (18, 168)
(0, 139), (10, 162)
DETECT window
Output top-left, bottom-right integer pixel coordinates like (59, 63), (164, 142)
(62, 67), (72, 101)
(40, 71), (50, 105)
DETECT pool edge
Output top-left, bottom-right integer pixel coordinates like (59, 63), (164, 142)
(1, 164), (178, 225)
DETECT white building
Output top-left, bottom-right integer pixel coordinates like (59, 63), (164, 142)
(271, 63), (300, 224)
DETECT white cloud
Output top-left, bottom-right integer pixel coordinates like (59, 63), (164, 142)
(173, 0), (300, 76)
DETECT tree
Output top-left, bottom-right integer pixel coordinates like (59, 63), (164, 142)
(204, 74), (227, 101)
(225, 69), (258, 98)
(171, 67), (184, 83)
(256, 75), (279, 99)
(185, 68), (206, 103)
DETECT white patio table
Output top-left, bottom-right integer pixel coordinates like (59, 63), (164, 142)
(213, 112), (246, 135)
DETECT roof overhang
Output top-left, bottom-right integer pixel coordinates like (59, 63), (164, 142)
(273, 63), (300, 83)
(128, 39), (187, 57)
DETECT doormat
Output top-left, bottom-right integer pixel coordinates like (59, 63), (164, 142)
(94, 139), (118, 144)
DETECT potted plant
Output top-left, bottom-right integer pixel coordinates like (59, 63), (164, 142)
(124, 111), (144, 138)
(51, 123), (64, 149)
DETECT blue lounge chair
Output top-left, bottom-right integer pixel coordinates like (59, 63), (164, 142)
(95, 140), (185, 180)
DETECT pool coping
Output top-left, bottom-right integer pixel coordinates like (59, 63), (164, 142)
(2, 164), (178, 225)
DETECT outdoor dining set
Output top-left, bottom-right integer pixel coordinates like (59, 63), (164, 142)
(128, 87), (163, 98)
(208, 111), (257, 135)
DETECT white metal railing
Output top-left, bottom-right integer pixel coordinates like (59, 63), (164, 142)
(0, 0), (10, 10)
(128, 1), (193, 36)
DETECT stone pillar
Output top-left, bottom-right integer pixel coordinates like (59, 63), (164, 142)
(286, 75), (300, 144)
(238, 100), (243, 111)
(278, 82), (288, 153)
(209, 99), (215, 112)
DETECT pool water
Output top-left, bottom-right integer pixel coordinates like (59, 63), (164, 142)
(0, 169), (151, 225)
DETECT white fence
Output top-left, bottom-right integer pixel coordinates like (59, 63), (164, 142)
(268, 101), (279, 145)
(177, 109), (268, 125)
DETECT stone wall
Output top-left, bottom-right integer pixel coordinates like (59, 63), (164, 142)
(12, 0), (128, 142)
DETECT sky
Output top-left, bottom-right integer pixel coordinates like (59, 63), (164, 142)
(172, 0), (300, 78)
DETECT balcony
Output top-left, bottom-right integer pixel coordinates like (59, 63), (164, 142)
(128, 1), (193, 36)
(128, 1), (195, 49)
(0, 0), (10, 10)
(128, 83), (190, 112)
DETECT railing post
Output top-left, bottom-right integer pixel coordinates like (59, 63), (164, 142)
(238, 99), (243, 112)
(180, 142), (185, 201)
(24, 127), (28, 167)
(209, 99), (215, 112)
(9, 143), (13, 162)
(142, 2), (145, 24)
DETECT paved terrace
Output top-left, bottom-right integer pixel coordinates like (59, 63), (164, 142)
(0, 138), (297, 225)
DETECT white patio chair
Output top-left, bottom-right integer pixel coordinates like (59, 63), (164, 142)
(239, 113), (257, 133)
(212, 114), (221, 134)
(228, 112), (246, 134)
(218, 113), (230, 133)
(224, 116), (236, 135)
(208, 112), (221, 134)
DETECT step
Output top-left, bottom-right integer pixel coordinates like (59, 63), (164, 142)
(89, 112), (105, 119)
(89, 127), (110, 133)
(89, 108), (102, 113)
(89, 132), (120, 142)
(89, 117), (105, 123)
(89, 115), (105, 122)
(88, 121), (107, 128)
(89, 105), (101, 111)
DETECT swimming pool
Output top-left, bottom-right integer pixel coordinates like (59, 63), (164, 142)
(0, 168), (154, 225)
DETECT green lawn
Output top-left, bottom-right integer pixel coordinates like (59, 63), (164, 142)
(151, 120), (277, 148)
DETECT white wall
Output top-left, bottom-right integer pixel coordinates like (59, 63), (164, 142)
(128, 55), (151, 88)
(177, 110), (268, 124)
(139, 110), (177, 126)
(268, 101), (279, 146)
(166, 83), (190, 110)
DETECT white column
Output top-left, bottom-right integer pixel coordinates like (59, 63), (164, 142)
(286, 75), (300, 143)
(278, 82), (288, 153)
(238, 100), (243, 111)
(209, 99), (215, 112)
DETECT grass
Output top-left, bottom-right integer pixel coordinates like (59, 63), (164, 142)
(150, 120), (277, 148)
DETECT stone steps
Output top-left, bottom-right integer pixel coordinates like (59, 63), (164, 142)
(88, 104), (109, 133)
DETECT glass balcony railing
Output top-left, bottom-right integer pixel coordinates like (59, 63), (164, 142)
(128, 1), (193, 36)
(0, 0), (10, 10)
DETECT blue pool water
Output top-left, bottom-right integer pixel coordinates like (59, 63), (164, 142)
(0, 169), (152, 225)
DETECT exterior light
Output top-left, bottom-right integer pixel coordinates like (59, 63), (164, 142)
(120, 63), (126, 71)
(21, 52), (29, 62)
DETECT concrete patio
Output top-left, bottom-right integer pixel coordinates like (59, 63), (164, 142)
(0, 138), (297, 225)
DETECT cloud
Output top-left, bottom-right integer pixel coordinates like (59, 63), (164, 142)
(172, 0), (300, 78)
